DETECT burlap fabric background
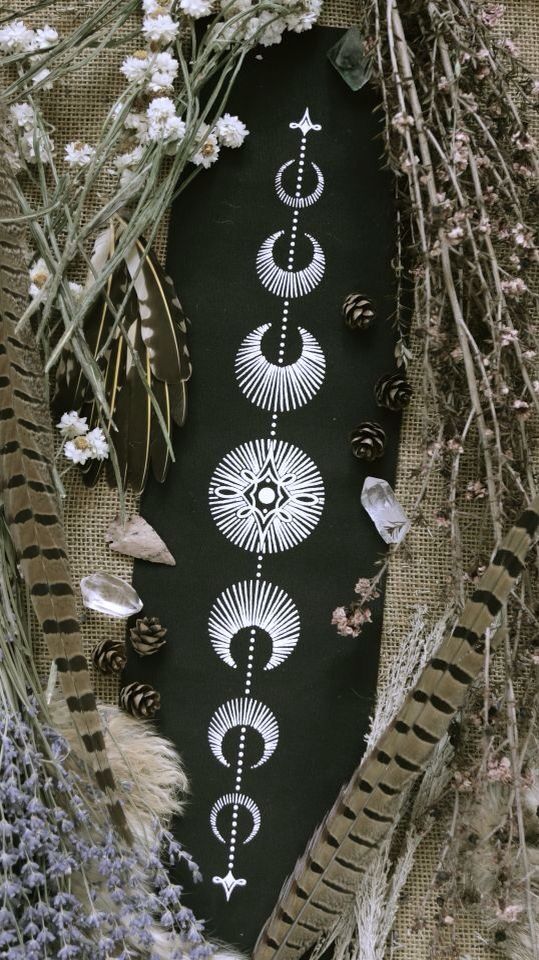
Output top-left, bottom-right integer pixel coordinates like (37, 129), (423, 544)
(18, 1), (536, 956)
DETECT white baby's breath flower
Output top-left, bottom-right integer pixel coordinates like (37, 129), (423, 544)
(142, 12), (179, 45)
(191, 125), (220, 168)
(0, 20), (36, 54)
(64, 438), (92, 465)
(10, 102), (35, 130)
(68, 281), (84, 300)
(215, 113), (249, 148)
(21, 128), (54, 164)
(34, 25), (59, 49)
(179, 0), (213, 18)
(148, 51), (179, 91)
(246, 13), (285, 47)
(29, 257), (51, 299)
(86, 427), (109, 460)
(64, 426), (109, 465)
(64, 141), (95, 167)
(57, 411), (88, 438)
(120, 51), (151, 84)
(114, 145), (145, 172)
(125, 111), (150, 144)
(285, 0), (322, 34)
(146, 96), (185, 144)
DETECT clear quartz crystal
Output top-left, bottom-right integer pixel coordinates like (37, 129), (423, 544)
(361, 476), (410, 545)
(80, 572), (143, 618)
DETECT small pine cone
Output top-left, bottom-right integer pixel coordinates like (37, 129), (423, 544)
(129, 616), (167, 657)
(120, 682), (161, 719)
(92, 638), (127, 675)
(375, 373), (413, 411)
(350, 421), (386, 461)
(341, 292), (375, 331)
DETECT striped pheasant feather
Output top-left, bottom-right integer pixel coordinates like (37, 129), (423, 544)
(254, 499), (539, 960)
(0, 127), (130, 841)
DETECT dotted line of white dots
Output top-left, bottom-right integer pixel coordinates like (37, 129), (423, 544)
(227, 139), (309, 873)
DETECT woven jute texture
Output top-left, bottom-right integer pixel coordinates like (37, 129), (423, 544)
(15, 1), (535, 956)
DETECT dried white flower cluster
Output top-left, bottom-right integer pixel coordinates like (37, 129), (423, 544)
(2, 22), (58, 163)
(10, 102), (55, 165)
(114, 0), (259, 184)
(57, 411), (109, 465)
(28, 258), (84, 302)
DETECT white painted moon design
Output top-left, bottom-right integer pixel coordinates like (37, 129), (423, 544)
(256, 230), (325, 299)
(235, 323), (326, 412)
(208, 698), (279, 769)
(275, 159), (325, 208)
(210, 793), (261, 845)
(208, 580), (300, 671)
(208, 438), (324, 554)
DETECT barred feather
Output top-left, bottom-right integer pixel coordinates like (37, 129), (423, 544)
(0, 131), (130, 841)
(54, 218), (191, 494)
(254, 498), (539, 960)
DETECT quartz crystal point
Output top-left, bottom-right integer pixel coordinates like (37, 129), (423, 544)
(80, 572), (143, 618)
(361, 476), (410, 544)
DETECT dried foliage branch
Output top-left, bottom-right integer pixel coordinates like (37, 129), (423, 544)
(336, 1), (539, 955)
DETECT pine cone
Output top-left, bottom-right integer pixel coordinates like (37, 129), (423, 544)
(129, 616), (167, 656)
(341, 292), (375, 331)
(120, 682), (161, 719)
(375, 373), (413, 411)
(92, 638), (127, 675)
(350, 421), (386, 460)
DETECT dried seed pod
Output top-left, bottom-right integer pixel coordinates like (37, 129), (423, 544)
(120, 682), (161, 719)
(129, 616), (167, 657)
(350, 421), (386, 460)
(92, 638), (127, 675)
(341, 293), (375, 331)
(375, 372), (413, 410)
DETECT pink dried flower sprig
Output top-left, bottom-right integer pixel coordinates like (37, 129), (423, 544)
(331, 603), (373, 638)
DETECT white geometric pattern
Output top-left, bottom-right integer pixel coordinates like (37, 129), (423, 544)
(256, 230), (325, 299)
(235, 323), (325, 412)
(208, 698), (279, 769)
(208, 439), (324, 554)
(208, 580), (300, 671)
(275, 159), (325, 208)
(210, 793), (261, 845)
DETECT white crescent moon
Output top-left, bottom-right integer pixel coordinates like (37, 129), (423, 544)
(208, 579), (300, 671)
(256, 230), (325, 299)
(275, 159), (325, 208)
(210, 793), (261, 845)
(208, 698), (279, 769)
(235, 323), (326, 412)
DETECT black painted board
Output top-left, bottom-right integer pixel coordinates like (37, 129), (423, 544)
(126, 26), (399, 950)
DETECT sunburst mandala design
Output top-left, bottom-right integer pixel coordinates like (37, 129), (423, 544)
(208, 439), (324, 553)
(235, 323), (326, 412)
(208, 580), (300, 670)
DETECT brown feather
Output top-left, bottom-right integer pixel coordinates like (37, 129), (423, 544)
(253, 500), (539, 960)
(0, 122), (130, 841)
(53, 219), (191, 494)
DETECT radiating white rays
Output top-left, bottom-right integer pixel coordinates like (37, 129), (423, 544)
(275, 159), (325, 208)
(208, 698), (279, 769)
(208, 439), (324, 554)
(210, 793), (261, 845)
(208, 580), (300, 671)
(256, 231), (325, 299)
(235, 323), (326, 413)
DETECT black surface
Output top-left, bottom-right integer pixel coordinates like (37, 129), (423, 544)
(127, 26), (398, 950)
